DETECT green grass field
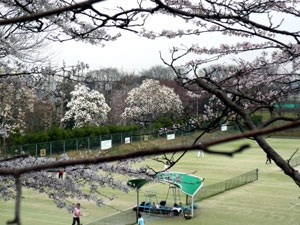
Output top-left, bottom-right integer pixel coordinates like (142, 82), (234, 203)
(1, 138), (300, 225)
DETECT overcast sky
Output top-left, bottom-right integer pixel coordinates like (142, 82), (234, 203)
(50, 1), (200, 73)
(52, 32), (179, 72)
(49, 1), (298, 73)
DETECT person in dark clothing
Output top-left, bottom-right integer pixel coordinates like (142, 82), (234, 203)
(266, 154), (272, 164)
(58, 171), (64, 179)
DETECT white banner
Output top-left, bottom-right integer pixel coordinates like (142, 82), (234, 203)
(167, 133), (175, 140)
(125, 137), (131, 144)
(221, 124), (227, 131)
(101, 140), (112, 150)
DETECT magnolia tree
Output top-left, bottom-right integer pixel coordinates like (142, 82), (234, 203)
(122, 79), (183, 124)
(62, 84), (110, 128)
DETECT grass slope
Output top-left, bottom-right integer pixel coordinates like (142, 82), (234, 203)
(1, 138), (300, 225)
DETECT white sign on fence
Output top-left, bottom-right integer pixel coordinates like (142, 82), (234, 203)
(125, 137), (131, 144)
(101, 140), (112, 150)
(221, 124), (227, 131)
(167, 133), (175, 140)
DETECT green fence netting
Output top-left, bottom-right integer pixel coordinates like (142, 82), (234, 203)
(6, 129), (196, 157)
(86, 208), (136, 225)
(194, 169), (258, 202)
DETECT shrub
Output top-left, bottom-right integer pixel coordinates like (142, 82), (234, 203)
(7, 124), (139, 146)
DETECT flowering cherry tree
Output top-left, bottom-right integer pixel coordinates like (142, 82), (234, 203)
(0, 78), (35, 153)
(2, 1), (300, 224)
(62, 84), (110, 128)
(122, 79), (183, 124)
(136, 1), (300, 187)
(0, 153), (150, 224)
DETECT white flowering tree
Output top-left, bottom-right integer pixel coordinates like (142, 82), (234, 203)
(122, 79), (183, 124)
(62, 84), (110, 128)
(0, 78), (35, 154)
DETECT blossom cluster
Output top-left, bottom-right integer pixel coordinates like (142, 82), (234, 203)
(61, 84), (111, 128)
(0, 154), (149, 211)
(121, 79), (184, 123)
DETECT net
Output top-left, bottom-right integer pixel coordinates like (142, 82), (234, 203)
(86, 208), (136, 225)
(195, 169), (258, 201)
(289, 155), (300, 167)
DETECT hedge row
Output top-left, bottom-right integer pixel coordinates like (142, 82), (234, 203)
(8, 125), (139, 146)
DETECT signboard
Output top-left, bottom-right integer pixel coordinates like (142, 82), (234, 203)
(101, 140), (112, 150)
(144, 135), (148, 141)
(167, 133), (175, 140)
(40, 149), (46, 157)
(221, 124), (227, 131)
(125, 137), (131, 144)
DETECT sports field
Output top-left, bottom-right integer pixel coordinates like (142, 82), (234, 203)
(1, 138), (300, 225)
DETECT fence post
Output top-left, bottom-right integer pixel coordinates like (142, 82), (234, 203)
(76, 139), (78, 151)
(99, 135), (102, 150)
(63, 140), (66, 154)
(50, 141), (52, 156)
(35, 144), (38, 157)
(88, 137), (90, 150)
(50, 141), (52, 157)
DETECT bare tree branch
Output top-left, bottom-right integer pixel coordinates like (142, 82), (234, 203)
(0, 0), (106, 26)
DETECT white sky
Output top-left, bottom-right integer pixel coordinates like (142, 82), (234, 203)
(49, 1), (298, 73)
(50, 0), (202, 72)
(52, 32), (182, 72)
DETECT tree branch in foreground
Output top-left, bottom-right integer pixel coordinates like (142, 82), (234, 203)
(1, 119), (300, 176)
(0, 0), (106, 26)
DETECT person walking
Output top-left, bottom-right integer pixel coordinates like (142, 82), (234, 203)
(137, 212), (145, 225)
(58, 171), (64, 179)
(197, 142), (204, 158)
(72, 203), (81, 225)
(266, 154), (272, 164)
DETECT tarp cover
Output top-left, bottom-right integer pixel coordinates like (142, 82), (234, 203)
(127, 179), (150, 190)
(127, 172), (203, 197)
(156, 172), (203, 197)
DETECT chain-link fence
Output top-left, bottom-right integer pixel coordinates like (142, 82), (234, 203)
(6, 129), (198, 158)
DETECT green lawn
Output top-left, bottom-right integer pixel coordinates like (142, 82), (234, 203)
(1, 138), (300, 225)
